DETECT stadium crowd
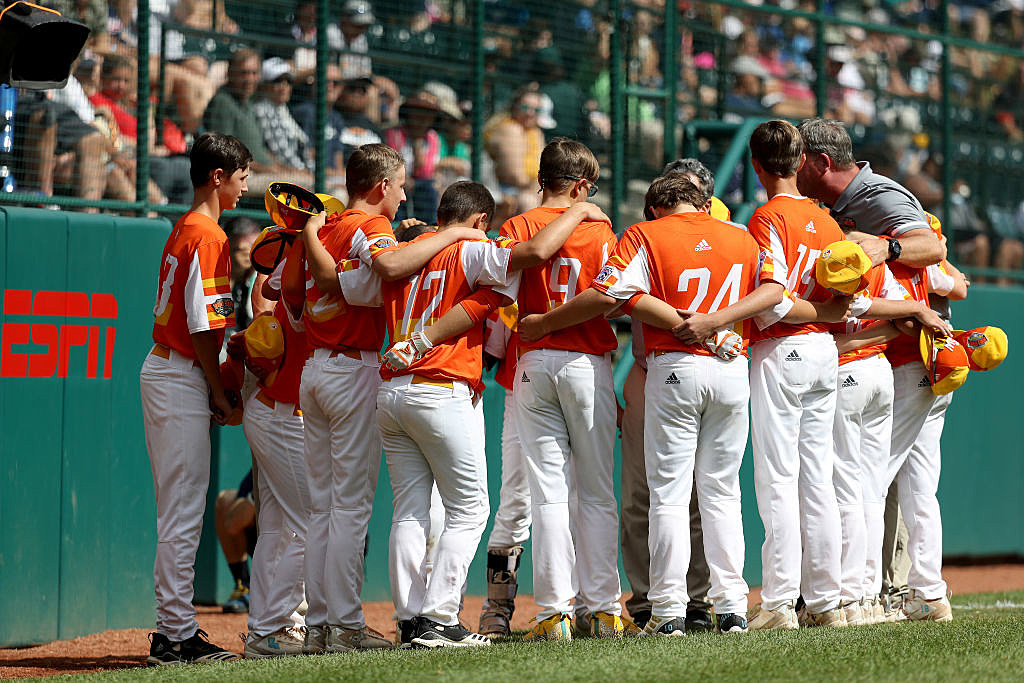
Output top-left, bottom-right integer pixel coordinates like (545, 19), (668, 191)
(3, 0), (1024, 278)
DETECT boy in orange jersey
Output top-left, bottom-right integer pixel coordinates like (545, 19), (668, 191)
(141, 132), (250, 666)
(736, 120), (849, 630)
(520, 174), (786, 635)
(279, 144), (491, 654)
(365, 181), (613, 646)
(233, 263), (312, 658)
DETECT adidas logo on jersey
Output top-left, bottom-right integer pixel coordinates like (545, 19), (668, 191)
(665, 372), (681, 385)
(521, 372), (530, 383)
(918, 376), (931, 388)
(841, 375), (858, 388)
(784, 350), (801, 361)
(804, 220), (816, 233)
(694, 239), (712, 252)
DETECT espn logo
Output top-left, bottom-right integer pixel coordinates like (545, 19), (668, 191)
(1, 289), (117, 379)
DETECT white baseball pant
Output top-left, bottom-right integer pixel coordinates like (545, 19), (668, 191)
(514, 349), (621, 619)
(300, 348), (382, 629)
(750, 332), (842, 613)
(645, 352), (749, 617)
(243, 394), (311, 637)
(140, 349), (211, 642)
(487, 389), (532, 549)
(377, 376), (489, 625)
(832, 354), (894, 602)
(888, 361), (951, 600)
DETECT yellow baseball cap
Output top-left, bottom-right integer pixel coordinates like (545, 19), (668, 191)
(924, 210), (943, 239)
(264, 181), (324, 232)
(245, 314), (286, 387)
(919, 329), (970, 395)
(954, 326), (1008, 371)
(815, 240), (872, 295)
(710, 196), (731, 221)
(316, 193), (346, 217)
(250, 225), (297, 275)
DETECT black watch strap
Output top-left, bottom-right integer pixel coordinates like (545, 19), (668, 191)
(885, 238), (902, 262)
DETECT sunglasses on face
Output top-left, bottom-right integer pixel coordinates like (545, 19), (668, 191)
(560, 175), (599, 198)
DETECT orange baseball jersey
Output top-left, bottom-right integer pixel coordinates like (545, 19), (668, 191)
(592, 212), (778, 357)
(152, 211), (235, 357)
(484, 304), (520, 391)
(500, 206), (618, 355)
(747, 194), (846, 339)
(377, 235), (520, 386)
(885, 262), (931, 369)
(831, 264), (909, 366)
(303, 209), (398, 351)
(260, 300), (309, 406)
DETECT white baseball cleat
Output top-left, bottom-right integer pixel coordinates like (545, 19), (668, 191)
(902, 590), (953, 623)
(244, 627), (305, 659)
(747, 602), (799, 631)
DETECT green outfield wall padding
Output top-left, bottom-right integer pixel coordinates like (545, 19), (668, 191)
(1, 208), (1022, 646)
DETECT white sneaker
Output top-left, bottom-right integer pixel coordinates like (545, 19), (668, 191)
(903, 590), (953, 623)
(748, 602), (799, 631)
(841, 600), (866, 626)
(883, 594), (908, 623)
(244, 627), (305, 659)
(800, 607), (847, 628)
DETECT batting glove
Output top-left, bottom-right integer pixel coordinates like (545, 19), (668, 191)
(383, 330), (434, 371)
(702, 329), (743, 361)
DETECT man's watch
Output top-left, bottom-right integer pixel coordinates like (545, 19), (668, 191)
(885, 238), (902, 263)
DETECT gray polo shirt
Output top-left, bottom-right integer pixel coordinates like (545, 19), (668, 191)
(828, 162), (949, 318)
(828, 162), (930, 237)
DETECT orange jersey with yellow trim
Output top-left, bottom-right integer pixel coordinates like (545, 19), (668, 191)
(885, 262), (930, 369)
(747, 194), (845, 340)
(483, 304), (520, 391)
(260, 300), (309, 405)
(380, 235), (518, 386)
(592, 212), (777, 357)
(500, 206), (618, 355)
(831, 264), (909, 366)
(152, 211), (235, 357)
(303, 209), (396, 351)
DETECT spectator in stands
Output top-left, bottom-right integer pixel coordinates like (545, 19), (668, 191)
(89, 54), (192, 205)
(292, 63), (348, 187)
(483, 84), (545, 217)
(994, 60), (1024, 141)
(203, 48), (312, 193)
(385, 93), (442, 221)
(253, 58), (314, 176)
(422, 82), (470, 164)
(824, 45), (876, 126)
(11, 90), (56, 197)
(290, 0), (343, 83)
(532, 47), (588, 143)
(226, 217), (263, 333)
(335, 76), (384, 162)
(47, 72), (115, 211)
(339, 0), (375, 79)
(723, 57), (774, 120)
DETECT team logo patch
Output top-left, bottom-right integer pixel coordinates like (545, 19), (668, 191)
(918, 376), (932, 388)
(804, 221), (816, 233)
(965, 331), (988, 349)
(368, 237), (398, 254)
(695, 239), (712, 252)
(665, 372), (680, 385)
(595, 265), (615, 284)
(521, 372), (530, 383)
(822, 249), (832, 259)
(784, 350), (801, 361)
(212, 298), (234, 316)
(841, 375), (858, 388)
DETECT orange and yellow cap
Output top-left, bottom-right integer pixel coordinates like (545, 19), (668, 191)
(264, 181), (324, 232)
(250, 225), (297, 275)
(709, 196), (731, 221)
(316, 193), (346, 218)
(919, 329), (970, 395)
(245, 315), (286, 387)
(815, 240), (872, 295)
(954, 326), (1008, 371)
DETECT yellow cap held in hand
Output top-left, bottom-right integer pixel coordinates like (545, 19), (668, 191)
(954, 326), (1008, 371)
(316, 193), (346, 218)
(709, 196), (731, 221)
(815, 240), (872, 295)
(245, 315), (286, 387)
(249, 225), (297, 275)
(264, 181), (324, 232)
(919, 329), (970, 395)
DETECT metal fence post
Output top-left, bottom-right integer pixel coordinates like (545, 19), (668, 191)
(815, 0), (826, 117)
(137, 0), (151, 214)
(610, 0), (624, 231)
(315, 0), (329, 194)
(472, 0), (484, 185)
(663, 3), (678, 166)
(941, 0), (953, 248)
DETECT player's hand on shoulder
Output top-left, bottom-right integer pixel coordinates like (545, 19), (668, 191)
(449, 226), (489, 242)
(399, 218), (427, 230)
(518, 313), (548, 342)
(672, 310), (720, 344)
(571, 202), (611, 224)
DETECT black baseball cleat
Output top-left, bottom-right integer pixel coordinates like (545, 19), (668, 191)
(396, 619), (417, 648)
(410, 617), (491, 648)
(685, 609), (714, 632)
(147, 629), (241, 666)
(643, 615), (686, 637)
(629, 610), (652, 630)
(716, 613), (749, 633)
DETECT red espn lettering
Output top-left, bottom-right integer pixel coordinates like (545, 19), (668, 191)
(1, 290), (118, 379)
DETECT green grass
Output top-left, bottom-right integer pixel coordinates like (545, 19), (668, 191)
(34, 591), (1024, 682)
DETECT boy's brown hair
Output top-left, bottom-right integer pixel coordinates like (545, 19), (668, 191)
(644, 173), (706, 215)
(189, 132), (253, 188)
(346, 143), (405, 197)
(538, 137), (599, 194)
(749, 120), (804, 177)
(436, 181), (495, 228)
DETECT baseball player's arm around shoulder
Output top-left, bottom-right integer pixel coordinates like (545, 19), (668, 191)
(301, 212), (341, 294)
(373, 227), (486, 280)
(833, 320), (900, 354)
(628, 294), (684, 330)
(508, 203), (610, 271)
(783, 294), (853, 324)
(421, 289), (511, 346)
(859, 228), (944, 268)
(675, 282), (785, 343)
(518, 288), (618, 342)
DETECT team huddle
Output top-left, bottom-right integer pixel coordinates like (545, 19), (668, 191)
(139, 119), (1007, 665)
